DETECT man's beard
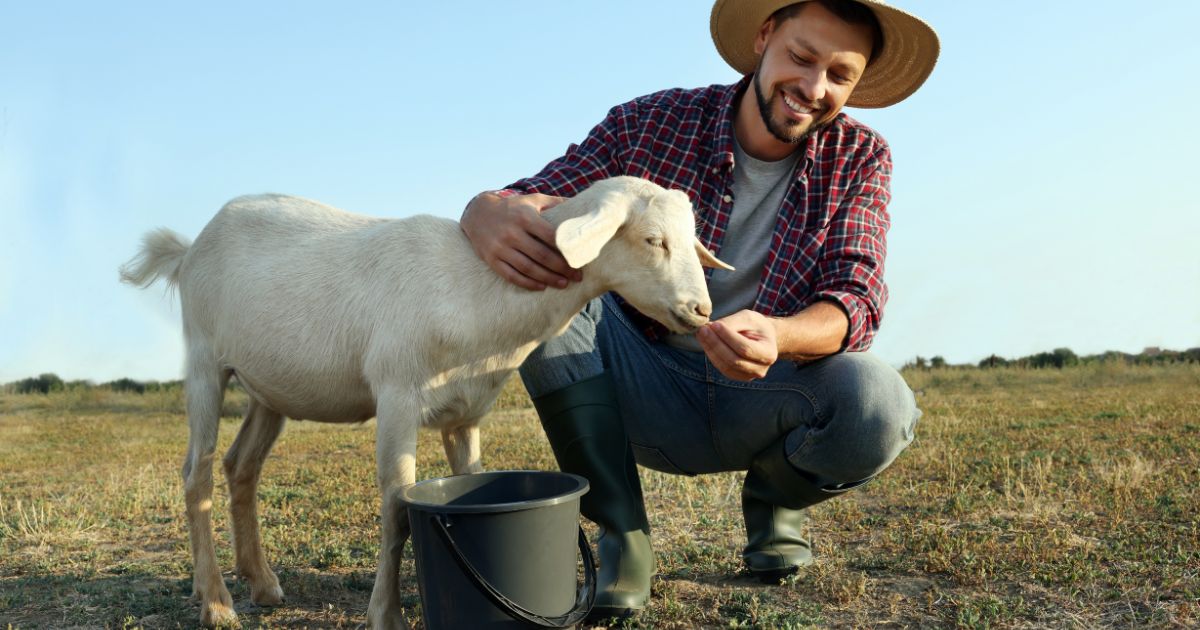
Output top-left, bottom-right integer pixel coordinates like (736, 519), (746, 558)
(753, 68), (833, 145)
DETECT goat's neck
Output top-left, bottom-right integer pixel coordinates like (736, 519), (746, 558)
(501, 261), (608, 347)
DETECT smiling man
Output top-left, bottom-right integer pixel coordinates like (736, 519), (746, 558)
(461, 0), (939, 620)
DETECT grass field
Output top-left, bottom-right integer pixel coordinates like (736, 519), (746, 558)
(2, 363), (1198, 629)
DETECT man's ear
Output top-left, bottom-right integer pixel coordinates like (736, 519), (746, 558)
(555, 193), (629, 269)
(754, 18), (775, 55)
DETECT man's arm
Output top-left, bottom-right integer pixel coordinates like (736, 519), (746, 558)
(772, 301), (850, 360)
(697, 302), (848, 381)
(808, 144), (892, 352)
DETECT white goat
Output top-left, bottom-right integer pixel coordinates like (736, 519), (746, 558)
(120, 175), (732, 628)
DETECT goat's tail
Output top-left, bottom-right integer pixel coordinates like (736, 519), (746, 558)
(119, 228), (192, 289)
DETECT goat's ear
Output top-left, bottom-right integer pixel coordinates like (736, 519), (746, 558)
(695, 238), (735, 271)
(556, 194), (629, 269)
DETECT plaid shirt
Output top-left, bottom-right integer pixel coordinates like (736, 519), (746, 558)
(500, 76), (892, 352)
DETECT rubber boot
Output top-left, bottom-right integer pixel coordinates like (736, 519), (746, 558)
(741, 438), (864, 583)
(531, 372), (654, 620)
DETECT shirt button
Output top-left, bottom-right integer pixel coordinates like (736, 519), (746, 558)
(722, 194), (733, 203)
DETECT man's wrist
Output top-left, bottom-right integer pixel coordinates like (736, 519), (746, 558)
(462, 190), (502, 220)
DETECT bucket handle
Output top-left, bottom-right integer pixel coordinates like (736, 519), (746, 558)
(432, 513), (596, 628)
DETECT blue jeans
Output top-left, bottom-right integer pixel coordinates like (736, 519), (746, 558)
(519, 295), (920, 489)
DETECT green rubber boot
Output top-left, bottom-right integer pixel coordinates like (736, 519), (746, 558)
(531, 373), (654, 620)
(741, 439), (864, 583)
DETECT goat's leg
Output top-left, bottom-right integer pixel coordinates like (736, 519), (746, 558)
(223, 398), (286, 606)
(367, 391), (420, 630)
(441, 424), (483, 475)
(182, 357), (237, 627)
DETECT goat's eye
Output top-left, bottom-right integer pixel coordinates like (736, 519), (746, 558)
(646, 237), (666, 250)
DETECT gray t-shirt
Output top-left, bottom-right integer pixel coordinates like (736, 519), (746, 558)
(665, 139), (800, 351)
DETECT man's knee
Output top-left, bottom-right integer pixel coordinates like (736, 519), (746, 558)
(816, 353), (919, 482)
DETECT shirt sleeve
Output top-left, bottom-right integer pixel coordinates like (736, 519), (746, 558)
(496, 101), (636, 198)
(811, 144), (891, 352)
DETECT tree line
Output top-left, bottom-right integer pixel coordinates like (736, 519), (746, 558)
(906, 346), (1200, 370)
(0, 373), (182, 395)
(6, 346), (1199, 394)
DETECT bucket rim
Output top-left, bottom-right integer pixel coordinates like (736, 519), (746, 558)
(399, 469), (589, 514)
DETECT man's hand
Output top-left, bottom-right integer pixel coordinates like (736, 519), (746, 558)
(697, 310), (780, 381)
(460, 191), (582, 290)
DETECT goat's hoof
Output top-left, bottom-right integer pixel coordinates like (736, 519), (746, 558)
(200, 600), (240, 628)
(250, 581), (285, 606)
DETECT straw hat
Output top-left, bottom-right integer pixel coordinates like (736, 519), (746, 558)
(710, 0), (940, 108)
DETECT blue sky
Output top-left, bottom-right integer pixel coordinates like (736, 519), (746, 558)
(2, 1), (1198, 382)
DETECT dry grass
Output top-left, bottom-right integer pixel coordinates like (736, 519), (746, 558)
(1, 362), (1198, 628)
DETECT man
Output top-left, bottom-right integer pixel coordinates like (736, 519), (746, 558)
(461, 0), (939, 619)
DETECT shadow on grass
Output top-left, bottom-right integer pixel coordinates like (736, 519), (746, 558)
(0, 567), (410, 628)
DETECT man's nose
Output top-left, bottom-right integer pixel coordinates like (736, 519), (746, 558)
(796, 69), (827, 103)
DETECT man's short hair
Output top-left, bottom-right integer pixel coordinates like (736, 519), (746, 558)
(769, 0), (885, 64)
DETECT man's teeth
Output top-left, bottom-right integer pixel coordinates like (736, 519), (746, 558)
(783, 94), (813, 114)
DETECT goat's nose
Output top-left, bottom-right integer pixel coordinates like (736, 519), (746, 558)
(692, 301), (712, 319)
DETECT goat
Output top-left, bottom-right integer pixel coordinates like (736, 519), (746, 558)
(119, 176), (732, 628)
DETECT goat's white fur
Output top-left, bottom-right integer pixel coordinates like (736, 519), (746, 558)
(120, 176), (731, 628)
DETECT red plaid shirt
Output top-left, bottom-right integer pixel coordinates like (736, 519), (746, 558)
(499, 77), (892, 352)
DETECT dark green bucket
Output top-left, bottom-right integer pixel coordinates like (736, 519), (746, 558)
(401, 470), (596, 629)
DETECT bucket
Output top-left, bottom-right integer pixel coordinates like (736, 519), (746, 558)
(401, 470), (596, 629)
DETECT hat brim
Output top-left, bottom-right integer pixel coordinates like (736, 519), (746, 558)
(710, 0), (940, 108)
